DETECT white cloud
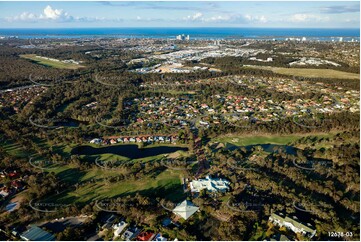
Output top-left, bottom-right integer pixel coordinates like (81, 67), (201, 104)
(40, 5), (69, 20)
(11, 12), (37, 21)
(5, 5), (116, 23)
(203, 15), (232, 22)
(134, 16), (165, 22)
(244, 14), (267, 23)
(183, 12), (203, 21)
(6, 5), (73, 22)
(290, 14), (329, 23)
(188, 13), (267, 24)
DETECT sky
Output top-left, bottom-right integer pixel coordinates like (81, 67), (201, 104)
(0, 1), (359, 28)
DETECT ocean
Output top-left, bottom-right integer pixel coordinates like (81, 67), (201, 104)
(0, 27), (359, 41)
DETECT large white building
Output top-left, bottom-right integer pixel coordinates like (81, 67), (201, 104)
(190, 175), (230, 193)
(269, 213), (316, 238)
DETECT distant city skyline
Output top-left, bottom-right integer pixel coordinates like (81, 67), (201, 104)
(0, 1), (359, 28)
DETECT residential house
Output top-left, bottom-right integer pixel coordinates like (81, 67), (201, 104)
(113, 221), (128, 238)
(0, 188), (10, 198)
(11, 180), (24, 190)
(122, 226), (141, 241)
(153, 233), (167, 241)
(270, 233), (291, 241)
(8, 171), (20, 179)
(161, 218), (172, 227)
(20, 225), (55, 241)
(137, 231), (155, 241)
(102, 214), (117, 230)
(90, 138), (102, 144)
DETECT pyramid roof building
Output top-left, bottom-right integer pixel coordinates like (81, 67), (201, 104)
(172, 200), (199, 220)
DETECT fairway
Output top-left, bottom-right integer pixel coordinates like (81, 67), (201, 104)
(0, 137), (31, 158)
(213, 133), (334, 146)
(244, 65), (360, 80)
(40, 168), (185, 205)
(20, 54), (85, 70)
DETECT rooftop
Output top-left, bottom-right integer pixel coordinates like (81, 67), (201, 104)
(20, 225), (55, 241)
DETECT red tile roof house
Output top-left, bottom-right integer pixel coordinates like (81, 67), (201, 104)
(11, 180), (24, 190)
(8, 171), (20, 179)
(171, 136), (178, 143)
(137, 231), (155, 241)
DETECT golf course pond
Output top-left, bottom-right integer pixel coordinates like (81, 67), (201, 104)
(71, 144), (188, 159)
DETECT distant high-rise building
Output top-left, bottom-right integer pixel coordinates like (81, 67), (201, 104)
(214, 40), (221, 45)
(176, 34), (190, 41)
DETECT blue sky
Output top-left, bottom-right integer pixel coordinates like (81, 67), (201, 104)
(0, 1), (359, 28)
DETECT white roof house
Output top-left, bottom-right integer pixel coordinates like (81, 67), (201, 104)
(172, 200), (199, 220)
(154, 233), (167, 241)
(90, 138), (102, 144)
(190, 175), (230, 193)
(113, 221), (128, 238)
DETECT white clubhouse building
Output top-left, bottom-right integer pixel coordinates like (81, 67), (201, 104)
(190, 175), (230, 193)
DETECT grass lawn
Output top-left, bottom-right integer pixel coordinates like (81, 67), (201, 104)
(0, 137), (31, 158)
(20, 54), (85, 70)
(243, 65), (359, 80)
(40, 168), (185, 205)
(213, 133), (334, 146)
(32, 139), (188, 204)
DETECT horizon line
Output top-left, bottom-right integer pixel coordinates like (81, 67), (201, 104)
(0, 26), (360, 30)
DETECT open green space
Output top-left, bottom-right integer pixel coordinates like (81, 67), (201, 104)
(29, 138), (189, 205)
(213, 133), (334, 146)
(20, 54), (84, 70)
(244, 65), (360, 80)
(0, 137), (31, 158)
(40, 168), (185, 205)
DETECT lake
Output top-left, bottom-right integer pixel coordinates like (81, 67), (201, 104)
(71, 144), (188, 159)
